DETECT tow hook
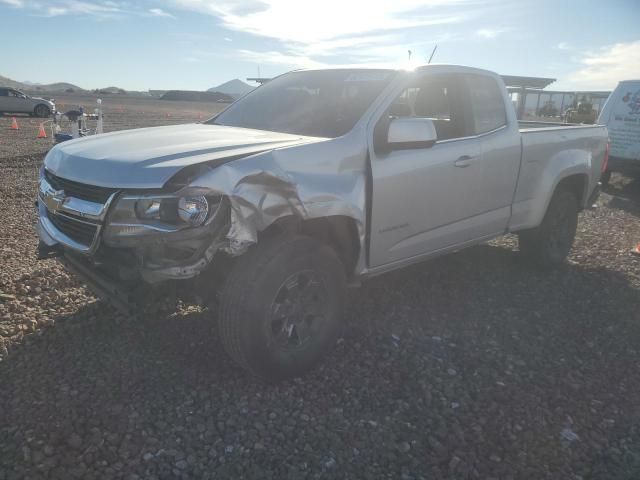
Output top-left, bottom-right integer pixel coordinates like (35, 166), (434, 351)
(37, 241), (62, 260)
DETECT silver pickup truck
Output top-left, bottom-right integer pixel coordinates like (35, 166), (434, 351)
(37, 65), (608, 379)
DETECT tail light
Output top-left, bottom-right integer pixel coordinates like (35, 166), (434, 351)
(602, 141), (609, 173)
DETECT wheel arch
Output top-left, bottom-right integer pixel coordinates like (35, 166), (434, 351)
(510, 146), (592, 232)
(554, 173), (589, 207)
(261, 215), (360, 278)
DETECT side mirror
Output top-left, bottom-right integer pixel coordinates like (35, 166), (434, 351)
(387, 117), (437, 150)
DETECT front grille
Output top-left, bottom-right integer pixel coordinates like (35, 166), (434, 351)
(44, 169), (117, 204)
(47, 211), (98, 246)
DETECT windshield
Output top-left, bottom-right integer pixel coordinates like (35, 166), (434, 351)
(210, 69), (396, 138)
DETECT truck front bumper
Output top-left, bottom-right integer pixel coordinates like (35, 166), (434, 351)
(59, 252), (143, 315)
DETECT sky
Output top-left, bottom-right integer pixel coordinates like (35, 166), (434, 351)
(0, 0), (639, 91)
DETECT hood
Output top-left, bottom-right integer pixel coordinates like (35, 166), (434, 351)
(32, 96), (54, 105)
(44, 123), (320, 189)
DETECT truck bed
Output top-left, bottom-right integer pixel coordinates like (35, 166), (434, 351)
(508, 120), (608, 233)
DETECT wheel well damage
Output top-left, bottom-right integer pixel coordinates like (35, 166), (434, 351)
(264, 215), (360, 276)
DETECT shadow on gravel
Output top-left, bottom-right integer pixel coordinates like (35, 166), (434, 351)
(1, 244), (639, 479)
(605, 173), (640, 209)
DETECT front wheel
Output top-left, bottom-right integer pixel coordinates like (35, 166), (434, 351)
(218, 233), (346, 380)
(518, 189), (579, 269)
(34, 104), (50, 118)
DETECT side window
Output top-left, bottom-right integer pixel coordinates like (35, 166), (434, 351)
(0, 89), (7, 97)
(387, 75), (473, 141)
(466, 75), (507, 134)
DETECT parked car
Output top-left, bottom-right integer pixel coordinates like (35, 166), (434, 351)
(36, 65), (608, 380)
(0, 87), (55, 117)
(597, 80), (640, 185)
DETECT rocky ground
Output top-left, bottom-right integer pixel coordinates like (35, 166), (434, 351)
(0, 100), (639, 479)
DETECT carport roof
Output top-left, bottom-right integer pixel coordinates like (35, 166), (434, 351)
(501, 75), (556, 89)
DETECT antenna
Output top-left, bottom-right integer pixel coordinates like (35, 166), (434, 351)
(428, 44), (438, 64)
(408, 50), (412, 62)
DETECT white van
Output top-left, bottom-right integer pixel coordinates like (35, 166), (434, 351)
(597, 80), (640, 184)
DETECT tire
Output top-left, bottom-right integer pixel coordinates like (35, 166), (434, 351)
(34, 104), (50, 118)
(601, 170), (611, 188)
(518, 189), (579, 269)
(218, 233), (346, 380)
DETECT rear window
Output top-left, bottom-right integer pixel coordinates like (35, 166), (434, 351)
(466, 75), (507, 134)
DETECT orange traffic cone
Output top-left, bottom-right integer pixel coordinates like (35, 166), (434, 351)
(10, 117), (18, 130)
(37, 123), (47, 139)
(632, 243), (640, 256)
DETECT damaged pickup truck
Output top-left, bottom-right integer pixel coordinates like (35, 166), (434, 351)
(37, 65), (608, 379)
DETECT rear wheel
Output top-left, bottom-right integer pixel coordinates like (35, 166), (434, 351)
(218, 233), (346, 380)
(518, 189), (579, 269)
(34, 104), (50, 118)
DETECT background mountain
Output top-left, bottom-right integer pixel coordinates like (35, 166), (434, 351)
(0, 75), (28, 90)
(0, 74), (84, 93)
(207, 79), (253, 99)
(161, 90), (234, 103)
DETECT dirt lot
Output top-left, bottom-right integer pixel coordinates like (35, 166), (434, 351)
(1, 94), (639, 480)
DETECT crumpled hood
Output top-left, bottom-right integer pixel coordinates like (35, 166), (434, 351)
(44, 123), (320, 188)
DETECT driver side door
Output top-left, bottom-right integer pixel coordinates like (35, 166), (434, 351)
(6, 89), (28, 113)
(368, 73), (485, 268)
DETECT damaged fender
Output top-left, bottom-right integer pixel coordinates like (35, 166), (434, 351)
(189, 139), (368, 269)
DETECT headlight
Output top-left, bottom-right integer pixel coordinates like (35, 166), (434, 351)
(178, 196), (209, 226)
(104, 192), (221, 243)
(133, 195), (210, 227)
(135, 199), (161, 220)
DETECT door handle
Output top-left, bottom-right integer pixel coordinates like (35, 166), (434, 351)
(454, 155), (474, 168)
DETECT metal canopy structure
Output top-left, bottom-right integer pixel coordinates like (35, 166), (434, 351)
(500, 76), (557, 119)
(500, 75), (556, 90)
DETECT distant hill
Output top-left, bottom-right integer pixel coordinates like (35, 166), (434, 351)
(34, 82), (85, 93)
(161, 90), (234, 103)
(208, 79), (253, 99)
(0, 74), (84, 93)
(94, 86), (127, 94)
(0, 75), (27, 89)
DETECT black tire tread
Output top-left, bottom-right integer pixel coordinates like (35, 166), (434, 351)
(218, 232), (343, 378)
(34, 104), (50, 118)
(518, 189), (578, 269)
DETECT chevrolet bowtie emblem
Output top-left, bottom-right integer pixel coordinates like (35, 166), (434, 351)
(39, 178), (66, 213)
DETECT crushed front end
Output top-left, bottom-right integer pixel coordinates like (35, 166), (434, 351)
(36, 167), (231, 314)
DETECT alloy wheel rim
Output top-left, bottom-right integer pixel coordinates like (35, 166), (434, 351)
(268, 270), (328, 351)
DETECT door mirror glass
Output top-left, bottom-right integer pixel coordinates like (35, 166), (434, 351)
(387, 117), (437, 149)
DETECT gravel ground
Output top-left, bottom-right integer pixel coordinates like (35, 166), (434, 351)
(1, 98), (639, 479)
